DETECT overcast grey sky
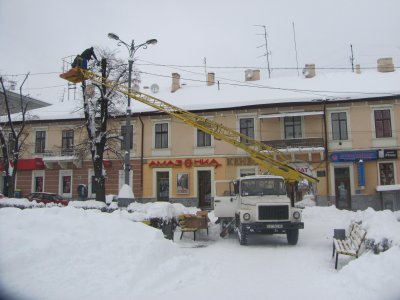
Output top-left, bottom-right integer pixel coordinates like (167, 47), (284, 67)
(1, 0), (399, 103)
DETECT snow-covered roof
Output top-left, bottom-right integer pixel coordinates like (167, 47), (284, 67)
(8, 69), (400, 122)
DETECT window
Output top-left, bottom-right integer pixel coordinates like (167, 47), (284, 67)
(284, 116), (302, 139)
(240, 168), (256, 177)
(121, 125), (133, 150)
(374, 109), (392, 138)
(35, 130), (46, 153)
(91, 175), (97, 195)
(197, 129), (211, 147)
(155, 123), (168, 149)
(240, 118), (254, 144)
(62, 130), (74, 154)
(59, 170), (73, 197)
(331, 112), (348, 140)
(32, 170), (44, 193)
(379, 162), (395, 185)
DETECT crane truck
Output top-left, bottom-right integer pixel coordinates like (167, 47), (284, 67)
(60, 67), (317, 246)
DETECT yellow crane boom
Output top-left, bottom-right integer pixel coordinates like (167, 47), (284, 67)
(60, 67), (318, 183)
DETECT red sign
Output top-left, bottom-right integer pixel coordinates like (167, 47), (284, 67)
(148, 158), (221, 168)
(0, 158), (44, 171)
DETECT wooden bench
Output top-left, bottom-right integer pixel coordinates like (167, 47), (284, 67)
(179, 211), (209, 241)
(332, 222), (367, 269)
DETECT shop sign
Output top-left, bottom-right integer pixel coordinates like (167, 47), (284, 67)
(226, 157), (256, 166)
(148, 158), (221, 168)
(378, 149), (397, 159)
(289, 163), (314, 177)
(329, 151), (378, 162)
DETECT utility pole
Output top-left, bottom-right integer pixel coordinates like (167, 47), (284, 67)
(255, 25), (271, 78)
(350, 44), (355, 72)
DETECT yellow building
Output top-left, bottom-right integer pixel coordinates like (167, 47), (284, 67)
(2, 61), (400, 210)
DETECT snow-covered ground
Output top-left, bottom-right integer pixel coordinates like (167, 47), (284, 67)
(0, 199), (399, 300)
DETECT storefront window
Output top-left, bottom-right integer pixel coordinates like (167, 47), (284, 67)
(379, 162), (395, 185)
(62, 176), (71, 193)
(240, 168), (256, 177)
(35, 177), (43, 192)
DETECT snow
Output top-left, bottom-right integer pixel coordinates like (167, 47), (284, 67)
(0, 202), (399, 300)
(4, 69), (400, 122)
(118, 184), (135, 199)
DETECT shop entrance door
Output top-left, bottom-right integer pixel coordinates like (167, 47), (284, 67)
(334, 167), (351, 209)
(198, 170), (211, 208)
(156, 171), (169, 202)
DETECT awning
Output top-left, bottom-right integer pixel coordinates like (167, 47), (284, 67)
(259, 111), (324, 119)
(0, 158), (45, 171)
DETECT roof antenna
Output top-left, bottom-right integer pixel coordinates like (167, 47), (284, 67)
(350, 44), (355, 72)
(254, 25), (271, 78)
(292, 22), (300, 76)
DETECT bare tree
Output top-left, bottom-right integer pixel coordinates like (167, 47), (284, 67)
(77, 48), (129, 202)
(0, 75), (30, 197)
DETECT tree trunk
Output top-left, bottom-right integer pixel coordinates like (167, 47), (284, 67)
(93, 157), (106, 203)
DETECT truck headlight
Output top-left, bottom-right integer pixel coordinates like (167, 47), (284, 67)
(293, 211), (301, 220)
(243, 213), (251, 221)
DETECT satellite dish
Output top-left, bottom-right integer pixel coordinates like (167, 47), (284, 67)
(302, 68), (309, 76)
(150, 83), (159, 93)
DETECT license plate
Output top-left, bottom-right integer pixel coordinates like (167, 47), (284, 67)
(266, 224), (283, 229)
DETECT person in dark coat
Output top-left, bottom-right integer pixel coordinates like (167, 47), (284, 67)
(79, 47), (98, 69)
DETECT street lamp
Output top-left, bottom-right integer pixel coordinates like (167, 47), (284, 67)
(108, 33), (157, 189)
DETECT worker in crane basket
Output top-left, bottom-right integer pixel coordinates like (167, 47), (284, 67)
(71, 47), (98, 69)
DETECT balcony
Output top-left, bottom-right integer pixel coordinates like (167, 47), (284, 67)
(41, 148), (82, 169)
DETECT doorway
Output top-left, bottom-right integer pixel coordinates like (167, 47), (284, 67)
(156, 171), (169, 201)
(334, 167), (351, 209)
(197, 170), (211, 208)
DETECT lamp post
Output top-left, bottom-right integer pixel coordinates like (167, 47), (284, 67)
(108, 33), (157, 188)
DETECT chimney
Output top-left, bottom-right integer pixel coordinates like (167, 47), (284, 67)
(355, 64), (361, 74)
(302, 64), (316, 78)
(377, 57), (394, 73)
(207, 72), (215, 86)
(171, 73), (180, 93)
(245, 69), (261, 81)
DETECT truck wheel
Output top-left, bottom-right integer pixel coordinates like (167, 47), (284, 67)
(287, 229), (299, 245)
(238, 224), (248, 245)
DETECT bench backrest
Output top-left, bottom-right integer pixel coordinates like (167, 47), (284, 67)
(348, 223), (367, 250)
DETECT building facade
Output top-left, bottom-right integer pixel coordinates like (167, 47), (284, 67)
(2, 65), (400, 211)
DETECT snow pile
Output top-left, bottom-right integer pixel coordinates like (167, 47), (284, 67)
(295, 194), (316, 208)
(68, 199), (108, 210)
(0, 205), (399, 300)
(127, 201), (198, 221)
(118, 184), (135, 199)
(0, 197), (67, 208)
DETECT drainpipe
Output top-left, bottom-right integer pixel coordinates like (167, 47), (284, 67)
(139, 115), (144, 189)
(323, 100), (330, 205)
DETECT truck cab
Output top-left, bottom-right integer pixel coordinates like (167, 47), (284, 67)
(214, 175), (304, 245)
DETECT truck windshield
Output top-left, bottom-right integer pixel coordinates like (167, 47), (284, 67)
(241, 178), (286, 196)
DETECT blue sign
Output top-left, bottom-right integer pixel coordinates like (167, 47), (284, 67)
(357, 160), (365, 187)
(329, 151), (378, 162)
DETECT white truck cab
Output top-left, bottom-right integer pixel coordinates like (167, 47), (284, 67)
(214, 175), (304, 245)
